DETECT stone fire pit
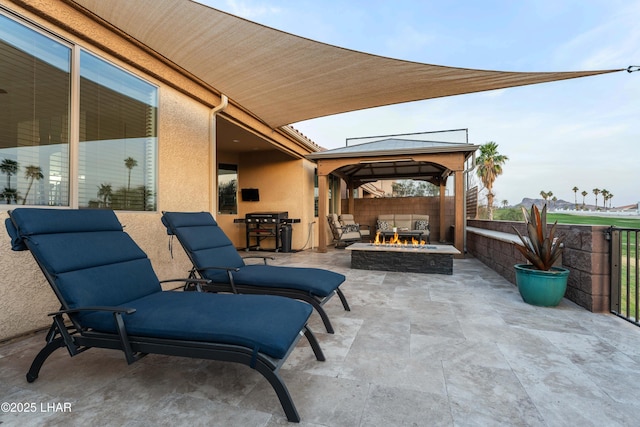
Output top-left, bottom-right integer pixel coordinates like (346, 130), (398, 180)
(346, 242), (461, 275)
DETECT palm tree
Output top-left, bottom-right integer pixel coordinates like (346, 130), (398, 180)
(572, 186), (579, 209)
(2, 188), (19, 204)
(540, 191), (548, 205)
(124, 157), (138, 192)
(22, 165), (44, 205)
(1, 158), (19, 204)
(124, 157), (138, 208)
(581, 190), (588, 210)
(608, 194), (614, 209)
(547, 191), (553, 209)
(551, 196), (557, 210)
(502, 199), (509, 208)
(475, 142), (508, 220)
(600, 189), (609, 211)
(0, 158), (18, 187)
(592, 188), (600, 210)
(97, 183), (113, 208)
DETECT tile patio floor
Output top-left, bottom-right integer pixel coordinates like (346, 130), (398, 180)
(2, 248), (640, 426)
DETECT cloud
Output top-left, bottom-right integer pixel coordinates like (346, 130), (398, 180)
(555, 2), (640, 69)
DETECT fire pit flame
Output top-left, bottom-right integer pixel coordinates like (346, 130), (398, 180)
(373, 231), (428, 248)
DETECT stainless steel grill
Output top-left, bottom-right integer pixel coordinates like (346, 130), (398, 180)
(242, 212), (298, 252)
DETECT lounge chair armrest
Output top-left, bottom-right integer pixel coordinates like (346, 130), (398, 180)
(197, 265), (241, 272)
(160, 278), (212, 291)
(46, 306), (141, 363)
(242, 255), (274, 265)
(160, 278), (211, 284)
(48, 306), (136, 316)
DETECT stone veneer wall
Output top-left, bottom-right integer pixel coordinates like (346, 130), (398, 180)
(467, 219), (611, 313)
(341, 196), (455, 243)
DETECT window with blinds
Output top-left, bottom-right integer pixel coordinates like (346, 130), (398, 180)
(79, 51), (157, 210)
(0, 12), (157, 210)
(0, 13), (71, 206)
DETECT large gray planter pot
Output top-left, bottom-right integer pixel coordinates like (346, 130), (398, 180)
(514, 264), (570, 307)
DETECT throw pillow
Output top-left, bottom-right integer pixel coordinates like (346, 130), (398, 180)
(415, 220), (429, 230)
(377, 220), (390, 231)
(343, 224), (360, 233)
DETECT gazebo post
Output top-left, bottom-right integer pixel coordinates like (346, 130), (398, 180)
(454, 170), (464, 256)
(347, 181), (355, 213)
(439, 180), (447, 242)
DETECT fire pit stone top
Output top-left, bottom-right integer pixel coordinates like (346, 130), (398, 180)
(345, 242), (461, 255)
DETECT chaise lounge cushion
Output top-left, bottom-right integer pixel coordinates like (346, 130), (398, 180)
(230, 265), (344, 297)
(7, 209), (160, 309)
(163, 211), (346, 296)
(80, 291), (312, 359)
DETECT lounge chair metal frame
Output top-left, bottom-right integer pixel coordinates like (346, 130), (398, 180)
(162, 211), (350, 334)
(7, 209), (325, 422)
(29, 307), (322, 422)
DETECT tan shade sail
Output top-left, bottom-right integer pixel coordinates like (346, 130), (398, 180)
(73, 0), (624, 129)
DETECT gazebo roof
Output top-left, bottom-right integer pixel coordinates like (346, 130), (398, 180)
(307, 138), (478, 159)
(307, 138), (479, 186)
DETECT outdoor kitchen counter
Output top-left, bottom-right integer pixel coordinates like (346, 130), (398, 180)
(346, 242), (461, 275)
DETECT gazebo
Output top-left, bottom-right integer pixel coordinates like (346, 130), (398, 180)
(307, 136), (479, 254)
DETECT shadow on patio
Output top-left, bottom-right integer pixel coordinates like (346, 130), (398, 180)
(2, 249), (640, 426)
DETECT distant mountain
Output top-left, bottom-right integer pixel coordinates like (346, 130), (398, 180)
(516, 198), (593, 211)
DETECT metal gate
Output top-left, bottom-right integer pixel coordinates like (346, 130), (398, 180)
(610, 227), (640, 325)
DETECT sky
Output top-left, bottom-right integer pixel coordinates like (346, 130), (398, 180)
(198, 0), (640, 208)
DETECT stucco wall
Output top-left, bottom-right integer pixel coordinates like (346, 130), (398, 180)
(223, 151), (317, 251)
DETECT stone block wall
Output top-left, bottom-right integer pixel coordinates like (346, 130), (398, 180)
(467, 219), (611, 313)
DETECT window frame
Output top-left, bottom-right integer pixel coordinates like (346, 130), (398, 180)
(0, 9), (159, 211)
(217, 163), (238, 215)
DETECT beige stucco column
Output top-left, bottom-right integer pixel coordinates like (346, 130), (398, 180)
(317, 173), (328, 253)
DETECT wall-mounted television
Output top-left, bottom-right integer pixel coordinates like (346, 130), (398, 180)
(241, 188), (260, 202)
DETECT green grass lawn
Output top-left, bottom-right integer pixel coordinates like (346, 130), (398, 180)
(493, 208), (640, 228)
(546, 213), (640, 229)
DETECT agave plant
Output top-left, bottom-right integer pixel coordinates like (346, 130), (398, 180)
(512, 204), (564, 271)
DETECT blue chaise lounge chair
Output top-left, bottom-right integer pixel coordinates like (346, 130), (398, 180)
(161, 211), (350, 334)
(6, 208), (325, 422)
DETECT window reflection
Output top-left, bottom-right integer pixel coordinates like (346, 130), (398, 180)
(218, 164), (237, 214)
(0, 13), (70, 205)
(79, 51), (157, 210)
(0, 13), (158, 210)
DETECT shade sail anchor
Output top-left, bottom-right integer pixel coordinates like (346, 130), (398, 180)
(627, 65), (640, 73)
